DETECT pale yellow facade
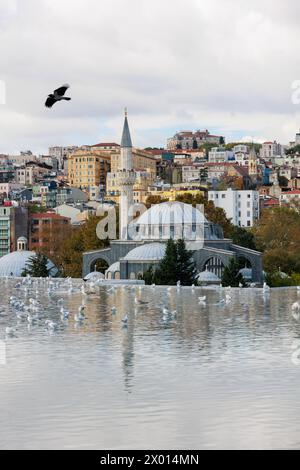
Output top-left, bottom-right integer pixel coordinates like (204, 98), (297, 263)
(105, 147), (157, 204)
(147, 188), (205, 201)
(102, 147), (157, 175)
(107, 171), (154, 204)
(68, 150), (111, 190)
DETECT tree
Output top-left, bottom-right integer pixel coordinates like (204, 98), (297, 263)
(193, 139), (198, 150)
(147, 239), (197, 286)
(221, 258), (245, 287)
(176, 239), (197, 286)
(286, 145), (300, 155)
(219, 136), (225, 145)
(143, 266), (155, 285)
(278, 176), (289, 188)
(199, 167), (208, 182)
(229, 226), (257, 250)
(55, 215), (110, 278)
(145, 195), (168, 208)
(154, 239), (178, 285)
(253, 207), (300, 275)
(22, 253), (52, 278)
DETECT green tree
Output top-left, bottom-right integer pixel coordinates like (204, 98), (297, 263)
(221, 258), (245, 287)
(286, 145), (300, 155)
(154, 239), (178, 285)
(143, 266), (155, 285)
(22, 253), (52, 278)
(176, 239), (197, 286)
(278, 176), (289, 188)
(149, 239), (197, 286)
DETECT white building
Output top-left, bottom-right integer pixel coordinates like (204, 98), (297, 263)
(233, 145), (249, 154)
(260, 141), (283, 160)
(208, 188), (260, 228)
(280, 190), (300, 206)
(209, 147), (234, 164)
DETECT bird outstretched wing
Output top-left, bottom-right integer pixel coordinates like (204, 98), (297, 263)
(45, 97), (56, 108)
(54, 84), (70, 97)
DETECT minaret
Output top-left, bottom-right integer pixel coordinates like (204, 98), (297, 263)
(249, 144), (258, 177)
(117, 109), (136, 240)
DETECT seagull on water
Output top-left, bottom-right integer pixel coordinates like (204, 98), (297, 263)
(5, 327), (16, 337)
(135, 298), (149, 306)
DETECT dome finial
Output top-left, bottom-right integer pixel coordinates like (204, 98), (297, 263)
(125, 107), (128, 117)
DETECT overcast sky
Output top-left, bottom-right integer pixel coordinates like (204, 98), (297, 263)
(0, 0), (300, 154)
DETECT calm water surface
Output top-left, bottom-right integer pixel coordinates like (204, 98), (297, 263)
(0, 279), (300, 450)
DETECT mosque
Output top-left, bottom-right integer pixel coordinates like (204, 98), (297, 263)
(83, 112), (264, 285)
(0, 237), (57, 277)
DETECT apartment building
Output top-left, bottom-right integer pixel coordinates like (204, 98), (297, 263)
(208, 188), (260, 227)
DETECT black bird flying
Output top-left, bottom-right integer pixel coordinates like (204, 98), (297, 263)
(45, 84), (71, 108)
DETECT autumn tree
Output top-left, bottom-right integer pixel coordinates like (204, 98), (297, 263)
(253, 207), (300, 274)
(55, 215), (110, 278)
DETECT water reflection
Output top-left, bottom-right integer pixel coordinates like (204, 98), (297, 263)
(0, 279), (300, 449)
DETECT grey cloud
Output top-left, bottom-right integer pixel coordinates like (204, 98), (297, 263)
(0, 0), (300, 153)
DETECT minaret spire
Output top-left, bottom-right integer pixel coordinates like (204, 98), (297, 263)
(121, 108), (133, 150)
(118, 109), (135, 240)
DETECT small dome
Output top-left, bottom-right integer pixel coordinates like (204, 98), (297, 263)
(106, 262), (120, 273)
(17, 236), (28, 244)
(197, 269), (221, 283)
(84, 271), (105, 281)
(124, 243), (166, 261)
(0, 251), (57, 278)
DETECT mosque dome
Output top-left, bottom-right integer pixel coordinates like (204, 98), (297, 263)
(106, 262), (121, 274)
(197, 268), (221, 284)
(105, 262), (121, 280)
(0, 251), (57, 277)
(84, 271), (105, 281)
(130, 201), (223, 241)
(124, 243), (166, 261)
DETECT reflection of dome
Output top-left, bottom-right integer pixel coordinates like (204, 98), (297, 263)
(197, 268), (221, 284)
(131, 202), (223, 241)
(124, 243), (166, 261)
(84, 271), (105, 281)
(0, 251), (57, 277)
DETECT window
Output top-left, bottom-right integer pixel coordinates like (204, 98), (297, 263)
(247, 221), (251, 227)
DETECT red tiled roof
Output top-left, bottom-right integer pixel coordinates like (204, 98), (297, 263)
(282, 190), (300, 195)
(92, 143), (120, 147)
(263, 198), (279, 206)
(30, 213), (70, 220)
